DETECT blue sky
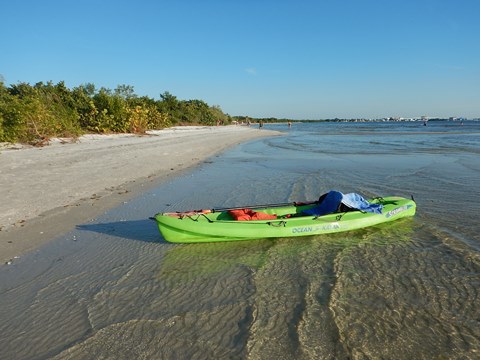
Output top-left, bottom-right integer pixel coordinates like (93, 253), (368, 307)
(1, 0), (479, 119)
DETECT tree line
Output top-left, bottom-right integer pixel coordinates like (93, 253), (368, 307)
(0, 81), (231, 144)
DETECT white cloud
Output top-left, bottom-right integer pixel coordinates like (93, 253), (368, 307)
(245, 68), (257, 75)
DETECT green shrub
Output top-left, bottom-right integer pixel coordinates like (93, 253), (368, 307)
(0, 81), (231, 143)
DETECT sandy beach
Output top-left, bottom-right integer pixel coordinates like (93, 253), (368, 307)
(0, 125), (280, 263)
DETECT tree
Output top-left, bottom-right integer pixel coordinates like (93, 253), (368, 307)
(115, 84), (136, 99)
(72, 85), (98, 130)
(92, 88), (129, 133)
(160, 91), (177, 104)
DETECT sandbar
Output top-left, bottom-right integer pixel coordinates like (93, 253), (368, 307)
(0, 125), (281, 263)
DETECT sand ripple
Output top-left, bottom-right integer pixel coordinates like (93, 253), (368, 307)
(1, 223), (479, 359)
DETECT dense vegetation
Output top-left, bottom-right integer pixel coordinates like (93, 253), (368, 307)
(0, 81), (231, 144)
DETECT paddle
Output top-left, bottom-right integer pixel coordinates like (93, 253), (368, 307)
(157, 200), (318, 217)
(211, 200), (317, 213)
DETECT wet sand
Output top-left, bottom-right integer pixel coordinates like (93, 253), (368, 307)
(0, 121), (479, 359)
(0, 126), (281, 263)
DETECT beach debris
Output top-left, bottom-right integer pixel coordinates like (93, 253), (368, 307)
(5, 256), (18, 265)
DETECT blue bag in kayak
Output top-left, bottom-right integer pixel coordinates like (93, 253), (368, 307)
(302, 190), (343, 216)
(303, 190), (383, 216)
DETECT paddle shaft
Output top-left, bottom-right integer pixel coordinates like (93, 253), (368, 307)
(159, 201), (318, 217)
(212, 200), (317, 213)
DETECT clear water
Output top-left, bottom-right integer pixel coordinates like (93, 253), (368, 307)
(1, 121), (479, 359)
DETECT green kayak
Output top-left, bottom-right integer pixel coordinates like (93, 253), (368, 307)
(153, 196), (416, 243)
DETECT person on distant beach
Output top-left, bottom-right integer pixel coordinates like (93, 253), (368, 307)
(259, 121), (263, 128)
(288, 121), (292, 128)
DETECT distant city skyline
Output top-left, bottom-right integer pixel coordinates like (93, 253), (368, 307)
(1, 0), (479, 119)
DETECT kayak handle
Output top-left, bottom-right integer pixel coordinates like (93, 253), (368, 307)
(266, 221), (287, 227)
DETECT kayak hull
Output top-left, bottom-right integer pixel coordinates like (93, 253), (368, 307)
(153, 196), (416, 243)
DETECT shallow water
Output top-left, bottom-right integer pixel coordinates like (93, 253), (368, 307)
(1, 121), (479, 359)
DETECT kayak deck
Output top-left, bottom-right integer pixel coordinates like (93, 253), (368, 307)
(153, 196), (416, 243)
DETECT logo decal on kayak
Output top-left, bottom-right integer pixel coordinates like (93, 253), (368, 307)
(385, 204), (413, 218)
(292, 222), (340, 234)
